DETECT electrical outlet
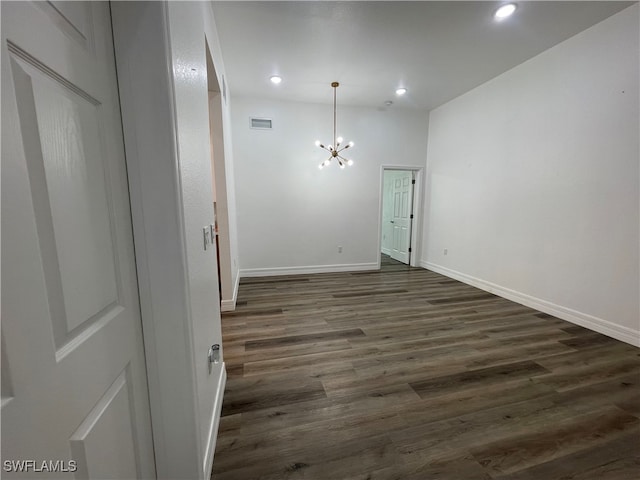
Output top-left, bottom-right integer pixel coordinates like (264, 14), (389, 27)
(338, 246), (343, 253)
(444, 248), (448, 255)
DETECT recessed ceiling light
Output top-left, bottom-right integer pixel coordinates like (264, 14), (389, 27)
(395, 88), (407, 96)
(494, 3), (517, 20)
(270, 75), (282, 84)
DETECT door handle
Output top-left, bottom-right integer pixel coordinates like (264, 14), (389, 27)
(390, 220), (395, 224)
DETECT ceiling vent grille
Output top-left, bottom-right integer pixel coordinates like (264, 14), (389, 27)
(250, 117), (272, 130)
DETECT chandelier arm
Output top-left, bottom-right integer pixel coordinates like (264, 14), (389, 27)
(338, 155), (353, 166)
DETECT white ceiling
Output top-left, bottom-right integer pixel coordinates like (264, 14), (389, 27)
(211, 1), (634, 110)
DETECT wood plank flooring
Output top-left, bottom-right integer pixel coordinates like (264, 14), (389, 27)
(212, 255), (640, 479)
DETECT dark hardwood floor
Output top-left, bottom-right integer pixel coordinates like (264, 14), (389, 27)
(212, 255), (640, 479)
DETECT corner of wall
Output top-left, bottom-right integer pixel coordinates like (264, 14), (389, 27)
(423, 261), (640, 348)
(220, 271), (240, 312)
(419, 6), (639, 346)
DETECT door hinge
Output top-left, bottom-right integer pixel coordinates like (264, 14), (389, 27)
(410, 214), (414, 219)
(408, 247), (412, 253)
(412, 179), (416, 184)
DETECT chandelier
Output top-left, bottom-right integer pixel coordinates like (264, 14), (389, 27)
(316, 82), (354, 169)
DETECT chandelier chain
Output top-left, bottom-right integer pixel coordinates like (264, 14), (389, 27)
(333, 85), (337, 147)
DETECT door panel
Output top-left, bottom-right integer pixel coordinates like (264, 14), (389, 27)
(69, 368), (139, 480)
(10, 50), (120, 346)
(1, 2), (155, 478)
(38, 1), (94, 49)
(390, 172), (414, 264)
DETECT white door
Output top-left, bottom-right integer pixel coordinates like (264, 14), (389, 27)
(390, 171), (414, 264)
(2, 2), (155, 478)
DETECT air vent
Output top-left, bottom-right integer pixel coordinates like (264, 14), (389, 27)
(250, 117), (272, 130)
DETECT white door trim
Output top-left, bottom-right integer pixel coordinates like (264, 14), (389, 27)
(377, 165), (424, 269)
(112, 3), (198, 475)
(208, 88), (235, 312)
(111, 3), (226, 478)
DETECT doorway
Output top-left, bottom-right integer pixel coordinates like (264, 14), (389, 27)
(206, 43), (234, 310)
(378, 167), (422, 267)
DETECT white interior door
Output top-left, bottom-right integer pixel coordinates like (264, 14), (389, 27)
(390, 171), (414, 264)
(2, 2), (155, 478)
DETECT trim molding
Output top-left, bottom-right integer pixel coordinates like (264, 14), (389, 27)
(377, 166), (424, 269)
(202, 365), (226, 479)
(241, 262), (378, 278)
(220, 272), (240, 312)
(422, 261), (640, 347)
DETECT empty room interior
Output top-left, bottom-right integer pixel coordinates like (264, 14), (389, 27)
(1, 1), (639, 479)
(211, 1), (640, 478)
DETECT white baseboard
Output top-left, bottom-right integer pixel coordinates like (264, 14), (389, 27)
(421, 261), (640, 348)
(202, 364), (226, 479)
(220, 272), (240, 312)
(240, 262), (379, 277)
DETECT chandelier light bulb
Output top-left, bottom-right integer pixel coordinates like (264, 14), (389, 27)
(347, 159), (354, 166)
(315, 140), (321, 147)
(348, 141), (354, 147)
(337, 136), (344, 144)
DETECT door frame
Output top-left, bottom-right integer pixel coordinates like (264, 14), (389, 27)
(111, 3), (227, 478)
(377, 165), (424, 268)
(206, 45), (236, 312)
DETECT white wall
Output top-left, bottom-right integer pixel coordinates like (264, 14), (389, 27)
(166, 3), (228, 477)
(232, 97), (429, 275)
(421, 5), (639, 345)
(112, 2), (235, 478)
